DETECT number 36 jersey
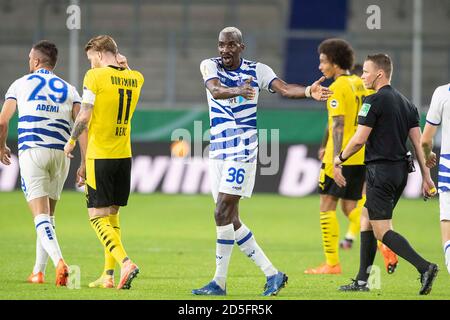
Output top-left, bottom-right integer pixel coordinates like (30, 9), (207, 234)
(82, 66), (144, 159)
(5, 68), (81, 154)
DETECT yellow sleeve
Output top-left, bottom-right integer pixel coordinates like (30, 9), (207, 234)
(327, 84), (345, 117)
(82, 70), (98, 94)
(138, 71), (145, 86)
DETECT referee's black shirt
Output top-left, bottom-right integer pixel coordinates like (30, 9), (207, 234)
(358, 85), (420, 163)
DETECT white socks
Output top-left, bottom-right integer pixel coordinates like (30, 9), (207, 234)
(32, 216), (55, 274)
(444, 240), (450, 274)
(34, 214), (63, 268)
(213, 224), (235, 290)
(235, 223), (277, 277)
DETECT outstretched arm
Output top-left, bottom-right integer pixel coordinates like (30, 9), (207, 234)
(0, 99), (17, 165)
(269, 76), (332, 101)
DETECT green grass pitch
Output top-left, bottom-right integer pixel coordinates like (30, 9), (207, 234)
(0, 191), (448, 300)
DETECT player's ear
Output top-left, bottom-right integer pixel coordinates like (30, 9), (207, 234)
(239, 43), (245, 51)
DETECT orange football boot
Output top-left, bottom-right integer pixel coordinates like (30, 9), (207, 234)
(378, 242), (398, 274)
(55, 259), (69, 286)
(304, 263), (342, 274)
(117, 260), (139, 290)
(28, 272), (45, 284)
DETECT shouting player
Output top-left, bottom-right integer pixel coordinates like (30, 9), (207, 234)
(192, 27), (332, 296)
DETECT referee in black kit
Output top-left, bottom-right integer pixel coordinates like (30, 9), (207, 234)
(333, 53), (438, 295)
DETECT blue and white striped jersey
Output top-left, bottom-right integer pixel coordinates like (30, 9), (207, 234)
(426, 83), (450, 192)
(200, 57), (277, 163)
(5, 68), (81, 154)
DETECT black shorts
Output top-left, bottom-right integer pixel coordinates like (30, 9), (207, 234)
(365, 161), (408, 220)
(318, 163), (365, 201)
(85, 158), (132, 208)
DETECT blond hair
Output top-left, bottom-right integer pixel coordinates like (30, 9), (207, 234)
(85, 35), (118, 54)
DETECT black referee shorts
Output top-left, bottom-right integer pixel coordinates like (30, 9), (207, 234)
(85, 158), (132, 208)
(318, 163), (365, 201)
(365, 161), (408, 220)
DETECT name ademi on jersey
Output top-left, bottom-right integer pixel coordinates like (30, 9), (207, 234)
(4, 68), (80, 154)
(200, 57), (277, 163)
(426, 83), (450, 192)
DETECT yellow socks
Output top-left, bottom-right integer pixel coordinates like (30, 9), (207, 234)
(346, 195), (366, 240)
(320, 210), (339, 266)
(102, 214), (121, 275)
(90, 216), (128, 267)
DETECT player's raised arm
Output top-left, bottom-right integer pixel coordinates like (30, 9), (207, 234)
(269, 76), (332, 101)
(0, 99), (17, 165)
(116, 52), (130, 70)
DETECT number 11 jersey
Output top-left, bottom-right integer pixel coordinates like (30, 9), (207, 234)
(82, 65), (144, 159)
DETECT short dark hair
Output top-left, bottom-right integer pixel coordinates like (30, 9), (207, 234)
(366, 53), (393, 78)
(85, 35), (118, 54)
(351, 63), (363, 77)
(32, 40), (58, 68)
(318, 38), (354, 70)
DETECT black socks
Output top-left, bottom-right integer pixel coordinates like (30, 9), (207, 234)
(356, 230), (378, 282)
(382, 230), (430, 274)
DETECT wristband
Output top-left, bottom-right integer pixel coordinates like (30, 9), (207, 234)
(68, 138), (77, 146)
(338, 151), (347, 163)
(305, 86), (312, 98)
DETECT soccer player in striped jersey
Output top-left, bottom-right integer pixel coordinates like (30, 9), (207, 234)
(0, 40), (86, 285)
(64, 35), (144, 290)
(192, 27), (332, 296)
(421, 82), (450, 274)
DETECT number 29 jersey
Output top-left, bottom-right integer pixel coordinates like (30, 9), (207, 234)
(82, 66), (144, 159)
(5, 68), (81, 154)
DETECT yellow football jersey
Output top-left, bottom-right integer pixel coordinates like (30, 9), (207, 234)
(323, 74), (369, 166)
(83, 66), (144, 159)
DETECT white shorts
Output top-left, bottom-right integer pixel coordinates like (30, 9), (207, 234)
(439, 192), (450, 221)
(209, 159), (256, 203)
(19, 148), (70, 202)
